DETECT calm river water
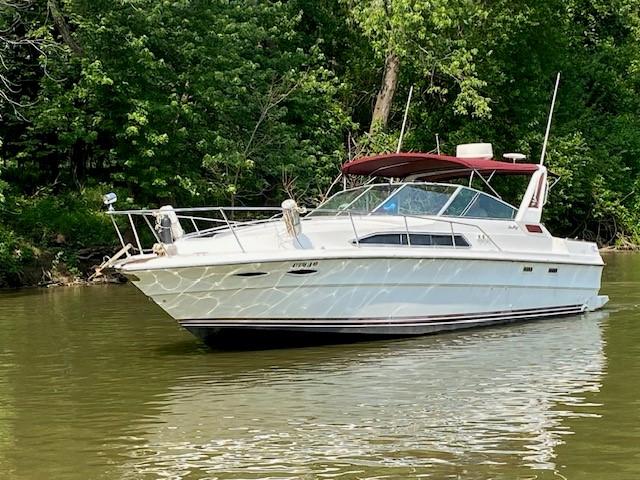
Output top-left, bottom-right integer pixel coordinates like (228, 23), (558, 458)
(0, 253), (638, 479)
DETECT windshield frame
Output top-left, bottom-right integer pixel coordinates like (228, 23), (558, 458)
(308, 182), (518, 220)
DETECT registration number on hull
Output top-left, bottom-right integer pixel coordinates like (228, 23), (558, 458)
(291, 261), (319, 269)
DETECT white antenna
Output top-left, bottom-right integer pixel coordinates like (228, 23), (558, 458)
(540, 72), (561, 165)
(435, 133), (440, 155)
(396, 85), (414, 153)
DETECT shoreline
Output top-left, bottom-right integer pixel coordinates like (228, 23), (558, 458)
(0, 246), (127, 290)
(599, 246), (640, 253)
(1, 247), (635, 291)
(0, 271), (128, 291)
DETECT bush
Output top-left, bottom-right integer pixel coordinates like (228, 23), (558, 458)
(0, 225), (36, 287)
(0, 186), (121, 287)
(6, 186), (117, 249)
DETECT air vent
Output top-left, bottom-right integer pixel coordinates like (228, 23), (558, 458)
(548, 268), (558, 273)
(523, 266), (533, 272)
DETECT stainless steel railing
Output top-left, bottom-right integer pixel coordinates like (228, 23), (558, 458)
(107, 206), (284, 255)
(107, 205), (503, 257)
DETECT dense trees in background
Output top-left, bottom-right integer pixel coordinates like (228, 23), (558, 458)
(0, 0), (639, 283)
(0, 0), (354, 204)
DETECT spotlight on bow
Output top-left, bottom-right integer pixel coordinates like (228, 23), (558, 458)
(102, 192), (118, 211)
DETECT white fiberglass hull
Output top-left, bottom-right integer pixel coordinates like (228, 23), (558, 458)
(123, 256), (608, 343)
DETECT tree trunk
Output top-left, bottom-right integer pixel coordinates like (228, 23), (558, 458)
(369, 51), (399, 134)
(48, 0), (83, 56)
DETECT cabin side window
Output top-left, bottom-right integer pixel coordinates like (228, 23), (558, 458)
(355, 233), (470, 247)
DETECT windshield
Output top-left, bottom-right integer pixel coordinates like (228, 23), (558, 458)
(374, 184), (457, 216)
(309, 185), (401, 216)
(309, 187), (366, 215)
(309, 183), (517, 219)
(442, 189), (517, 219)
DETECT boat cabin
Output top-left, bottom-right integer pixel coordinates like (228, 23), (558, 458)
(321, 144), (551, 224)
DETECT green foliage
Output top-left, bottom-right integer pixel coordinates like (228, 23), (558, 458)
(6, 187), (116, 248)
(1, 0), (353, 206)
(343, 0), (493, 118)
(0, 224), (35, 287)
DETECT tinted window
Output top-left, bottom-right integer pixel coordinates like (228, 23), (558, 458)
(356, 233), (469, 247)
(443, 188), (477, 216)
(462, 192), (516, 219)
(359, 233), (403, 245)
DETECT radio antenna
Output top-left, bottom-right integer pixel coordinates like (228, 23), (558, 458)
(396, 85), (414, 153)
(540, 72), (561, 165)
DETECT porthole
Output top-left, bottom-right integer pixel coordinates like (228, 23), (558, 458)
(234, 272), (268, 277)
(286, 269), (318, 275)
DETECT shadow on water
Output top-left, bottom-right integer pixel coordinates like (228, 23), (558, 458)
(191, 330), (407, 351)
(152, 311), (610, 380)
(154, 339), (212, 356)
(178, 313), (596, 352)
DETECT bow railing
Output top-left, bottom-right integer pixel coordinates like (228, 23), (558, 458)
(107, 206), (284, 255)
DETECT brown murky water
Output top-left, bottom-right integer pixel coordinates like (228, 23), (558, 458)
(0, 253), (638, 479)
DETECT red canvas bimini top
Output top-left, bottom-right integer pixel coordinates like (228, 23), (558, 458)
(341, 152), (539, 181)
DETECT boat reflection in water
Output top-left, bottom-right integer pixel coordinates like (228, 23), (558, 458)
(121, 313), (607, 478)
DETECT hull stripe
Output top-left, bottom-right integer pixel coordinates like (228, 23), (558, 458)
(178, 304), (584, 329)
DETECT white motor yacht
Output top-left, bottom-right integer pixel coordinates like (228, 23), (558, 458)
(107, 143), (608, 345)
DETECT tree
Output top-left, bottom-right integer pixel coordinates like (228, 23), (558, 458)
(1, 1), (353, 205)
(343, 0), (492, 135)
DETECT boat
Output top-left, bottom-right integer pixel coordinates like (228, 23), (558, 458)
(106, 142), (608, 345)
